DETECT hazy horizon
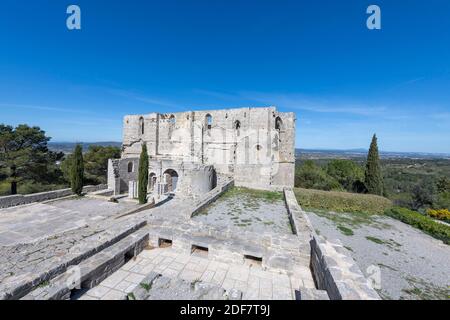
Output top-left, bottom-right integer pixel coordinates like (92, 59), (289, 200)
(47, 140), (450, 156)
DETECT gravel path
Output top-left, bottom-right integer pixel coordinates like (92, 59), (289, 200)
(307, 210), (450, 300)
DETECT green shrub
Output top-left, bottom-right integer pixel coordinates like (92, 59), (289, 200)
(326, 159), (365, 192)
(138, 143), (149, 204)
(385, 207), (450, 245)
(294, 187), (392, 214)
(0, 181), (10, 196)
(295, 160), (342, 191)
(70, 144), (84, 196)
(18, 181), (68, 194)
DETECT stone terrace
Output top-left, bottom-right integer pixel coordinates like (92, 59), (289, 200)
(0, 185), (322, 300)
(0, 197), (137, 246)
(79, 246), (309, 300)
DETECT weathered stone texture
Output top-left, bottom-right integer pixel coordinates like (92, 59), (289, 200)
(310, 236), (380, 300)
(109, 106), (295, 196)
(0, 185), (107, 209)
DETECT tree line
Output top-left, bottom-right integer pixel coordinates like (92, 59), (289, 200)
(295, 134), (450, 212)
(296, 134), (384, 195)
(0, 124), (120, 196)
(0, 123), (151, 205)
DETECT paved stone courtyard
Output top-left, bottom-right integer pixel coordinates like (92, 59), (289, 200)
(79, 246), (303, 300)
(0, 197), (137, 246)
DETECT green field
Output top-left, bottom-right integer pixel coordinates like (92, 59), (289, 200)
(294, 187), (392, 215)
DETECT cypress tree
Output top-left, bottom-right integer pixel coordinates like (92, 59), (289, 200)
(70, 144), (84, 196)
(364, 134), (384, 195)
(138, 143), (149, 204)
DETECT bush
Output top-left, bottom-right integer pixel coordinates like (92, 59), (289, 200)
(435, 192), (450, 211)
(294, 187), (392, 214)
(385, 207), (450, 244)
(326, 159), (365, 193)
(295, 160), (342, 191)
(427, 208), (450, 223)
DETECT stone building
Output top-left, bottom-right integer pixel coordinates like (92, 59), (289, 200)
(107, 106), (295, 198)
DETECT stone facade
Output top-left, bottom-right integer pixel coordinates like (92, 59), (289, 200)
(108, 106), (295, 197)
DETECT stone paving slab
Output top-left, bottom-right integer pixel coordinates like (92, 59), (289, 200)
(0, 213), (147, 300)
(79, 246), (309, 300)
(0, 198), (137, 246)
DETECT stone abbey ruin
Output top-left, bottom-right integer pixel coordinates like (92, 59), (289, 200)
(0, 107), (379, 300)
(108, 106), (296, 198)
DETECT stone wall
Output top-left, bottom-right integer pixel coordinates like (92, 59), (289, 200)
(190, 176), (235, 218)
(120, 107), (295, 190)
(283, 188), (380, 300)
(310, 236), (380, 300)
(108, 157), (216, 197)
(0, 185), (107, 209)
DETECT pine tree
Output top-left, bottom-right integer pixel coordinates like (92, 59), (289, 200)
(70, 144), (84, 196)
(364, 134), (384, 195)
(138, 143), (149, 204)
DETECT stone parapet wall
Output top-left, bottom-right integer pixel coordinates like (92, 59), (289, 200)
(0, 185), (107, 209)
(310, 236), (380, 300)
(190, 176), (235, 218)
(284, 188), (380, 300)
(283, 188), (314, 238)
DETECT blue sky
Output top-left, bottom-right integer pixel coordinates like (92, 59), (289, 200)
(1, 0), (449, 153)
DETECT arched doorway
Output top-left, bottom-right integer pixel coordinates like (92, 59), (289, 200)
(148, 172), (157, 192)
(163, 169), (179, 192)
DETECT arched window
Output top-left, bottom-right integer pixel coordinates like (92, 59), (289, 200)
(127, 162), (133, 173)
(169, 114), (176, 124)
(139, 117), (144, 135)
(275, 117), (283, 131)
(234, 120), (241, 130)
(205, 114), (212, 130)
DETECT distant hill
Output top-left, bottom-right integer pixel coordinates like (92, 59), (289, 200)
(49, 142), (122, 153)
(296, 148), (450, 160)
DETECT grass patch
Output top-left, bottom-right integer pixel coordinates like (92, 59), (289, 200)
(337, 225), (354, 236)
(221, 187), (283, 203)
(385, 207), (450, 245)
(194, 186), (284, 218)
(366, 236), (385, 244)
(402, 276), (450, 300)
(37, 281), (50, 288)
(312, 209), (390, 230)
(140, 282), (153, 292)
(378, 263), (398, 272)
(366, 236), (402, 250)
(294, 188), (392, 215)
